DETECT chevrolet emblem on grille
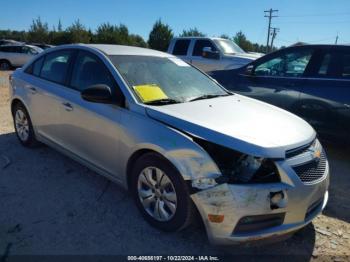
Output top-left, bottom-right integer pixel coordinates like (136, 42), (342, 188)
(313, 149), (321, 162)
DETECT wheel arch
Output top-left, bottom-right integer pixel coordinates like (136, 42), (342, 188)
(11, 98), (27, 115)
(126, 148), (157, 190)
(0, 59), (12, 67)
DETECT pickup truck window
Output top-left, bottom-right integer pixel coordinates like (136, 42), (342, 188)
(173, 40), (190, 56)
(213, 39), (245, 54)
(192, 40), (217, 56)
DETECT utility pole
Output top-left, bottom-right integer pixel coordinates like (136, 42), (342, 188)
(335, 33), (339, 44)
(264, 8), (278, 53)
(270, 27), (279, 51)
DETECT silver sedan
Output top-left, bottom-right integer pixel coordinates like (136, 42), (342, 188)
(9, 44), (329, 244)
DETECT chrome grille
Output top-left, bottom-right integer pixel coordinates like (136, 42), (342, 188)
(292, 150), (327, 184)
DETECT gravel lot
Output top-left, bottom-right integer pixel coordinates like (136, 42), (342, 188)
(1, 71), (350, 260)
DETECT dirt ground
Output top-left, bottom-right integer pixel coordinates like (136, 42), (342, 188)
(0, 70), (350, 261)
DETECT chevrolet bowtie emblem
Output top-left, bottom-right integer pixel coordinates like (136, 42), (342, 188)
(314, 149), (321, 161)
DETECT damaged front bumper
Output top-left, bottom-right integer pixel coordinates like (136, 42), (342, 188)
(191, 161), (329, 245)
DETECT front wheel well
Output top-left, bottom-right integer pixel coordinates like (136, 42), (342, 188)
(0, 59), (12, 67)
(126, 149), (159, 190)
(11, 99), (25, 115)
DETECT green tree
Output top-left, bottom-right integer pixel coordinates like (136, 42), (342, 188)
(95, 23), (118, 43)
(67, 20), (91, 43)
(95, 23), (138, 46)
(233, 31), (253, 51)
(0, 30), (27, 42)
(129, 34), (147, 47)
(180, 27), (205, 37)
(27, 17), (49, 43)
(148, 19), (173, 51)
(49, 30), (71, 45)
(220, 34), (230, 39)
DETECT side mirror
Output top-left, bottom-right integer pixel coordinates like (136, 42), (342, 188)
(202, 47), (220, 60)
(245, 65), (254, 76)
(81, 84), (113, 104)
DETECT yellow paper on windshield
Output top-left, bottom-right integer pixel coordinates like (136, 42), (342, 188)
(133, 84), (168, 102)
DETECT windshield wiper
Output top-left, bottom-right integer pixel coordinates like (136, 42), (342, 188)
(144, 98), (182, 105)
(188, 93), (232, 102)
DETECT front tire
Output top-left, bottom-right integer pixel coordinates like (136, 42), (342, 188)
(13, 103), (37, 147)
(131, 153), (194, 232)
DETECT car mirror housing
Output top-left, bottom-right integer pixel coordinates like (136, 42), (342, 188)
(245, 65), (254, 76)
(81, 84), (113, 104)
(202, 47), (220, 60)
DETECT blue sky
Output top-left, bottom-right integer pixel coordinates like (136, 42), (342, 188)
(1, 0), (350, 47)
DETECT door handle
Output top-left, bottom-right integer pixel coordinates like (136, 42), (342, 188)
(62, 102), (73, 111)
(28, 86), (37, 94)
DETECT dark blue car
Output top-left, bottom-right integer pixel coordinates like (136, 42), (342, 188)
(210, 44), (350, 142)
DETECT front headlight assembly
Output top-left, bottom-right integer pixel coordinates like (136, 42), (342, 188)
(193, 138), (280, 184)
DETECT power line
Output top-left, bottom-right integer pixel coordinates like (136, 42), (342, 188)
(279, 12), (350, 18)
(275, 20), (350, 24)
(264, 9), (278, 53)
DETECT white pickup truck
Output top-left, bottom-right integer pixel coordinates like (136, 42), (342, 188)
(167, 37), (263, 73)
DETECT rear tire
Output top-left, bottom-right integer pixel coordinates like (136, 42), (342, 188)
(130, 152), (194, 232)
(12, 103), (37, 147)
(0, 60), (11, 70)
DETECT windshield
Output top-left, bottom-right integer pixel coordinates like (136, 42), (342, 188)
(109, 55), (228, 104)
(213, 39), (245, 55)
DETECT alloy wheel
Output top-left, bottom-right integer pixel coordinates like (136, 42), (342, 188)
(15, 109), (29, 142)
(137, 167), (178, 222)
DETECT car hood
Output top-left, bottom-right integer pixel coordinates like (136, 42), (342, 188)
(145, 95), (315, 158)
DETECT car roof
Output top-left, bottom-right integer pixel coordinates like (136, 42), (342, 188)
(70, 44), (174, 57)
(1, 44), (31, 47)
(173, 37), (226, 41)
(288, 44), (350, 48)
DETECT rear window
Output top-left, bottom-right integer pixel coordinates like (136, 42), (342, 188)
(172, 40), (190, 56)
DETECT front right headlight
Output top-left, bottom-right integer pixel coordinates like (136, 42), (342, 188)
(193, 137), (280, 184)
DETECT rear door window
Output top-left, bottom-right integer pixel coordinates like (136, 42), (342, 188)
(40, 50), (73, 84)
(192, 40), (217, 56)
(22, 46), (37, 55)
(0, 46), (14, 53)
(173, 40), (191, 56)
(11, 46), (22, 53)
(312, 50), (350, 79)
(341, 53), (350, 78)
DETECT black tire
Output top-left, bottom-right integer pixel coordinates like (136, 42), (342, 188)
(0, 60), (11, 70)
(130, 152), (195, 232)
(12, 102), (37, 147)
